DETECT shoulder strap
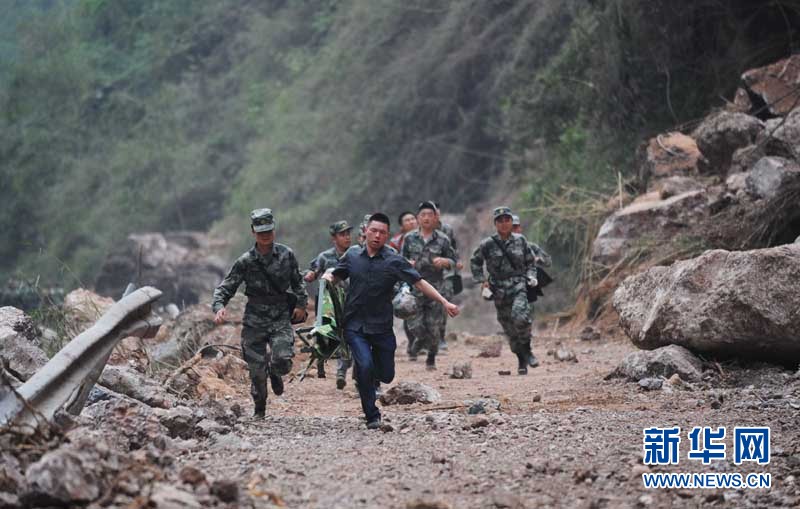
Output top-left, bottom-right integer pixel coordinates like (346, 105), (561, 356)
(492, 236), (521, 272)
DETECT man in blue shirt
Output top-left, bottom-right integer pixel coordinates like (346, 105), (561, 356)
(323, 212), (459, 429)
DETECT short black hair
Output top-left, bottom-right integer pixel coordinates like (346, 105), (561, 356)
(418, 200), (437, 213)
(368, 212), (391, 228)
(397, 211), (415, 225)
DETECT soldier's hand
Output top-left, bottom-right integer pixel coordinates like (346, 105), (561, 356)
(456, 261), (464, 270)
(409, 260), (416, 268)
(444, 301), (460, 317)
(292, 307), (307, 323)
(303, 271), (317, 282)
(432, 257), (450, 269)
(321, 272), (335, 283)
(481, 281), (489, 290)
(214, 308), (228, 325)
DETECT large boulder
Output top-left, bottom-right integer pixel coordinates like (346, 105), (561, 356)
(741, 55), (800, 117)
(62, 288), (115, 334)
(607, 345), (703, 382)
(764, 108), (800, 156)
(613, 244), (800, 362)
(0, 307), (48, 380)
(94, 232), (226, 306)
(745, 156), (800, 200)
(591, 190), (707, 266)
(691, 111), (764, 175)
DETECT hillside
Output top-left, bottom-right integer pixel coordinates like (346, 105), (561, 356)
(1, 0), (799, 298)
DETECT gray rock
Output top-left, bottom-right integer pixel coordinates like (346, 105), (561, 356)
(555, 347), (578, 363)
(0, 307), (48, 381)
(608, 345), (703, 382)
(764, 108), (800, 157)
(691, 111), (764, 174)
(613, 244), (800, 362)
(196, 418), (229, 436)
(0, 452), (24, 494)
(638, 378), (663, 391)
(22, 448), (102, 506)
(380, 382), (441, 405)
(149, 483), (201, 509)
(745, 156), (800, 200)
(99, 364), (174, 408)
(449, 362), (472, 379)
(592, 190), (707, 266)
(156, 406), (200, 439)
(466, 398), (501, 415)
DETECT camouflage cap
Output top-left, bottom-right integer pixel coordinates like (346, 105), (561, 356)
(493, 206), (513, 221)
(511, 214), (521, 226)
(418, 200), (437, 213)
(329, 220), (353, 235)
(250, 208), (275, 232)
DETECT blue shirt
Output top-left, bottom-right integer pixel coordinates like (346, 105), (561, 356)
(333, 245), (421, 333)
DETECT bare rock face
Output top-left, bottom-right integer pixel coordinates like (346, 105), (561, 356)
(741, 55), (800, 117)
(745, 156), (800, 200)
(691, 111), (764, 175)
(608, 345), (703, 382)
(613, 244), (800, 362)
(94, 232), (227, 306)
(0, 306), (48, 381)
(591, 190), (707, 266)
(380, 382), (441, 405)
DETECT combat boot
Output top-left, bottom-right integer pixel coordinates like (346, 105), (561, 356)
(336, 368), (347, 390)
(425, 352), (436, 371)
(317, 362), (326, 379)
(269, 374), (284, 396)
(253, 402), (266, 420)
(527, 352), (540, 368)
(517, 352), (528, 375)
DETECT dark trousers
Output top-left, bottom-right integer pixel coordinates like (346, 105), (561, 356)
(345, 328), (396, 422)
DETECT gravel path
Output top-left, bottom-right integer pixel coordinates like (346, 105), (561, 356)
(176, 328), (800, 509)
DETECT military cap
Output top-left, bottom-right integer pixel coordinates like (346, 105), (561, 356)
(329, 220), (353, 235)
(418, 200), (437, 212)
(250, 208), (275, 232)
(512, 214), (521, 226)
(493, 206), (513, 221)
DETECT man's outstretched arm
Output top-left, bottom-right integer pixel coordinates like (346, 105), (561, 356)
(414, 279), (460, 317)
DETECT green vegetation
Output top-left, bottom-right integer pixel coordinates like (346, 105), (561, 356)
(2, 0), (799, 304)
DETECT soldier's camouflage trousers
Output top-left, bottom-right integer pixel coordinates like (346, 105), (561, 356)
(407, 288), (446, 357)
(493, 289), (533, 355)
(240, 318), (294, 406)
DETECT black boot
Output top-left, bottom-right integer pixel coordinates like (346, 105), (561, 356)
(517, 352), (528, 375)
(425, 352), (436, 371)
(253, 401), (266, 419)
(269, 374), (284, 396)
(527, 351), (540, 368)
(317, 361), (326, 379)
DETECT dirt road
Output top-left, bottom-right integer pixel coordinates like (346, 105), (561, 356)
(176, 323), (800, 509)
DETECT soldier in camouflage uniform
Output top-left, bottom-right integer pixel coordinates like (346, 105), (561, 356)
(434, 202), (462, 353)
(212, 208), (308, 418)
(471, 206), (540, 375)
(402, 201), (456, 369)
(304, 220), (353, 388)
(512, 215), (552, 268)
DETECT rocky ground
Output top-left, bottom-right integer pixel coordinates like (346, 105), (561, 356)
(160, 323), (800, 509)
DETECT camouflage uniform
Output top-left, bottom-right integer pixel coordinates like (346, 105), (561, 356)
(308, 243), (352, 382)
(212, 239), (307, 409)
(402, 229), (456, 359)
(470, 232), (537, 357)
